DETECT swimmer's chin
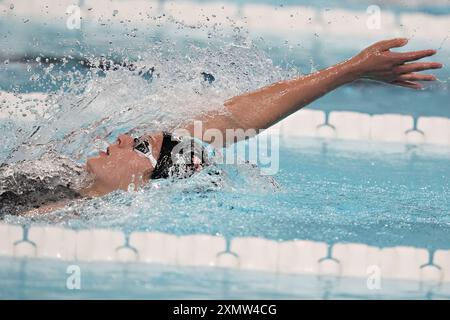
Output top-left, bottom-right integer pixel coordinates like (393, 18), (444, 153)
(85, 157), (101, 176)
(77, 163), (96, 196)
(85, 158), (93, 173)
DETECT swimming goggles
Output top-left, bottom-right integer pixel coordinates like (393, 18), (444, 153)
(133, 137), (158, 168)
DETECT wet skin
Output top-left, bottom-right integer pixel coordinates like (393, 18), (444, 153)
(84, 132), (164, 196)
(22, 38), (442, 215)
(82, 39), (442, 198)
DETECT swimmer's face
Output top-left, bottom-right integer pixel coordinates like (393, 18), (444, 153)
(86, 134), (154, 194)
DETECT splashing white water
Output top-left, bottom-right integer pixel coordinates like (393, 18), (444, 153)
(1, 24), (289, 225)
(4, 34), (296, 164)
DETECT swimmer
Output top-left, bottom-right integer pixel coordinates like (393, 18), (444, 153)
(0, 39), (442, 216)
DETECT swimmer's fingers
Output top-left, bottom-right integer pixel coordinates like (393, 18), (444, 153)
(374, 38), (409, 51)
(396, 73), (437, 81)
(393, 62), (442, 74)
(391, 80), (423, 90)
(356, 39), (442, 87)
(390, 49), (437, 63)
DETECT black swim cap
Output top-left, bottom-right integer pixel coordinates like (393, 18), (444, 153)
(150, 132), (209, 180)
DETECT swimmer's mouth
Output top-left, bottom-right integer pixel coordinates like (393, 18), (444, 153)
(99, 147), (110, 157)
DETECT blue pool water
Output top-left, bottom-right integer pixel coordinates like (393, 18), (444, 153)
(1, 0), (450, 299)
(1, 137), (450, 299)
(1, 1), (449, 119)
(1, 255), (449, 300)
(3, 137), (450, 251)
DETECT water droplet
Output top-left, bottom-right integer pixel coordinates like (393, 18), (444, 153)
(128, 174), (136, 192)
(9, 4), (14, 10)
(138, 174), (144, 189)
(112, 10), (119, 17)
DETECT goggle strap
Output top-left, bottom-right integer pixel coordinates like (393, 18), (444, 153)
(134, 137), (158, 168)
(146, 153), (158, 168)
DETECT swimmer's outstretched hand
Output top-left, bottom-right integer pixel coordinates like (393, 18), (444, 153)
(352, 38), (442, 89)
(187, 38), (443, 148)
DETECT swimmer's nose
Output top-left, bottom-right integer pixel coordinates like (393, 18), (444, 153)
(117, 134), (135, 149)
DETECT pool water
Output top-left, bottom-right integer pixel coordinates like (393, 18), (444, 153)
(1, 3), (449, 119)
(2, 130), (450, 299)
(1, 255), (449, 299)
(1, 0), (450, 300)
(4, 137), (450, 252)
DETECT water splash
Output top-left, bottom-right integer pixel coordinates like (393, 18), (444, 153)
(5, 35), (295, 164)
(1, 23), (290, 225)
(0, 152), (93, 216)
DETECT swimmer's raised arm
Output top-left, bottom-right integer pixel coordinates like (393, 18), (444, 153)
(185, 38), (441, 148)
(9, 40), (441, 218)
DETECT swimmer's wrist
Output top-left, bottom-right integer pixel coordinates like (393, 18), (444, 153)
(332, 58), (364, 85)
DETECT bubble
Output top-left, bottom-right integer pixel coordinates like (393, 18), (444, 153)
(127, 175), (136, 192)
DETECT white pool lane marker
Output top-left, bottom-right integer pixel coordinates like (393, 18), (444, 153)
(2, 92), (450, 146)
(0, 223), (449, 284)
(1, 92), (449, 284)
